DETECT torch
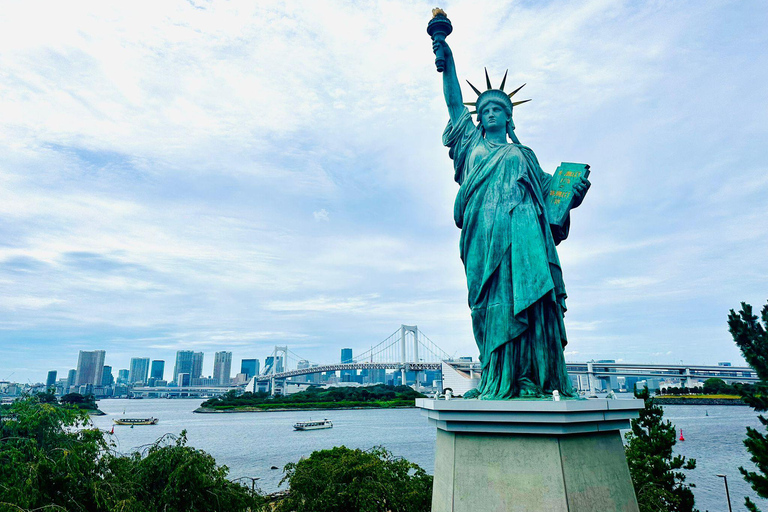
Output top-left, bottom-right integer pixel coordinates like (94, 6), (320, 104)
(427, 8), (453, 73)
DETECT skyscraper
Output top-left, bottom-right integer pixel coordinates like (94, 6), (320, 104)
(66, 369), (77, 391)
(173, 351), (204, 383)
(46, 370), (57, 389)
(265, 356), (284, 374)
(150, 360), (165, 380)
(292, 359), (311, 383)
(101, 365), (114, 386)
(340, 348), (355, 382)
(117, 369), (129, 383)
(75, 350), (105, 386)
(129, 357), (150, 384)
(213, 351), (232, 385)
(240, 359), (259, 379)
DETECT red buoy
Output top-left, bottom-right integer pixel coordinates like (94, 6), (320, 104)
(679, 429), (685, 441)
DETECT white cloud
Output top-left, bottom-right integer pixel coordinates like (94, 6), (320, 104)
(0, 0), (766, 379)
(313, 209), (330, 222)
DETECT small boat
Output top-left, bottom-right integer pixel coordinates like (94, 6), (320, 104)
(113, 417), (158, 425)
(293, 419), (332, 431)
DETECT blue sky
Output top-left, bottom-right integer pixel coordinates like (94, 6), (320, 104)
(1, 0), (766, 382)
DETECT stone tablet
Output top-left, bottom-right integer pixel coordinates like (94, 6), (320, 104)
(546, 162), (590, 227)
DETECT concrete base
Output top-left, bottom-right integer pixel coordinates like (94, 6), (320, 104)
(416, 398), (643, 512)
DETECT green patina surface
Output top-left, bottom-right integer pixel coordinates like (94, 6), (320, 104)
(432, 13), (590, 399)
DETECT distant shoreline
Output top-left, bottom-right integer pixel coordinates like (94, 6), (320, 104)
(194, 404), (417, 414)
(654, 395), (746, 406)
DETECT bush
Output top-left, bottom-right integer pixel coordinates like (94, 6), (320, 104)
(0, 397), (263, 512)
(277, 446), (432, 512)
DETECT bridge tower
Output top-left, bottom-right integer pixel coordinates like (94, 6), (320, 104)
(400, 325), (419, 387)
(270, 345), (288, 396)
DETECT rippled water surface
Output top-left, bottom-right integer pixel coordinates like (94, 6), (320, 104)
(91, 398), (767, 511)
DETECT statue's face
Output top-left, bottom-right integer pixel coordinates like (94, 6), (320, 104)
(480, 102), (509, 132)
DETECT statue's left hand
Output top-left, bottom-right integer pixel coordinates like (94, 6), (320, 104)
(571, 176), (591, 209)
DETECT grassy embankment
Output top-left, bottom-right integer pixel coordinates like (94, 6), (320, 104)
(197, 384), (425, 412)
(655, 394), (741, 399)
(653, 393), (745, 405)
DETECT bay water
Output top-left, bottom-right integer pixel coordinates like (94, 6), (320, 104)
(91, 398), (767, 512)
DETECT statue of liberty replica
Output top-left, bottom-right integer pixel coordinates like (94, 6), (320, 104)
(421, 14), (642, 512)
(429, 9), (591, 399)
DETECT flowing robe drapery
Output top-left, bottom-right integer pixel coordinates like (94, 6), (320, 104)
(444, 108), (573, 398)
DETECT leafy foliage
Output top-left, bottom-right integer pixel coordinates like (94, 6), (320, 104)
(202, 385), (425, 410)
(0, 396), (263, 512)
(276, 446), (432, 512)
(102, 431), (264, 512)
(0, 396), (106, 511)
(702, 378), (738, 395)
(729, 301), (768, 512)
(624, 387), (697, 512)
(59, 392), (99, 411)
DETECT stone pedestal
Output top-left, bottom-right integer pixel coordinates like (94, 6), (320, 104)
(416, 398), (644, 512)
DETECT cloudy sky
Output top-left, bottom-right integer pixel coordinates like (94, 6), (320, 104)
(1, 0), (766, 382)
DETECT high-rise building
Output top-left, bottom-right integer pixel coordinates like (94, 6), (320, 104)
(129, 357), (150, 385)
(177, 372), (191, 387)
(240, 359), (260, 379)
(66, 369), (77, 391)
(46, 370), (57, 389)
(173, 351), (204, 383)
(75, 350), (105, 386)
(101, 365), (114, 386)
(294, 359), (311, 383)
(117, 369), (129, 384)
(340, 348), (355, 382)
(264, 356), (284, 374)
(151, 360), (165, 380)
(367, 368), (386, 385)
(213, 351), (232, 385)
(307, 365), (321, 384)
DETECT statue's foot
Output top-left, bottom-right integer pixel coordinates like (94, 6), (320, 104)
(519, 385), (543, 398)
(463, 388), (481, 399)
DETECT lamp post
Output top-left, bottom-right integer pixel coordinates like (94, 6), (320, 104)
(717, 474), (733, 512)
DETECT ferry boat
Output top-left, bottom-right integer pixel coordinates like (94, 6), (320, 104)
(293, 419), (332, 431)
(113, 417), (159, 425)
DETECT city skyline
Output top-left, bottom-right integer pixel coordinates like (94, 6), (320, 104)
(1, 1), (767, 382)
(30, 343), (746, 387)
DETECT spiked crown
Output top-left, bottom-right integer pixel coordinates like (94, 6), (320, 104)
(464, 68), (530, 117)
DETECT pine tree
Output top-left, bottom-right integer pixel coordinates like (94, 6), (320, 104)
(624, 387), (697, 512)
(728, 300), (768, 512)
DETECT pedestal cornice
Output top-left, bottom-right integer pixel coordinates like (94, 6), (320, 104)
(416, 398), (643, 435)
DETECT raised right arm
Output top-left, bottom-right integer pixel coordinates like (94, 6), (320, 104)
(433, 39), (465, 125)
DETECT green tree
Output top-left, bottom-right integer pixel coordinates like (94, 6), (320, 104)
(0, 397), (263, 512)
(34, 389), (58, 403)
(0, 397), (107, 511)
(624, 387), (697, 512)
(102, 431), (264, 512)
(277, 446), (432, 512)
(702, 377), (737, 395)
(59, 392), (98, 410)
(728, 301), (768, 512)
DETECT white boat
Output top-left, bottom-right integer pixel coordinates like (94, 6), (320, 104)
(293, 419), (333, 431)
(113, 417), (158, 425)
